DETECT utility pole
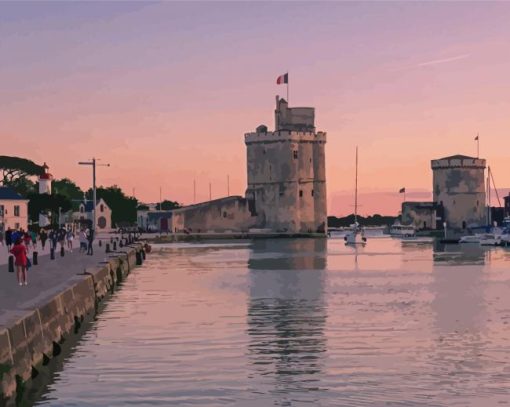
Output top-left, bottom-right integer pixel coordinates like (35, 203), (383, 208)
(78, 158), (110, 233)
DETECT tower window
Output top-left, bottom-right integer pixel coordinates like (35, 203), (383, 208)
(293, 151), (298, 159)
(311, 190), (314, 197)
(299, 190), (303, 198)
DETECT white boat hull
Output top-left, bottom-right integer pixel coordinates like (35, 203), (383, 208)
(345, 231), (367, 245)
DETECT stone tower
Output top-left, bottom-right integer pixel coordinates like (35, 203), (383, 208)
(431, 155), (486, 229)
(244, 96), (327, 234)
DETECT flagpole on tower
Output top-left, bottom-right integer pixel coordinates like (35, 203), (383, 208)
(286, 71), (289, 103)
(476, 132), (479, 158)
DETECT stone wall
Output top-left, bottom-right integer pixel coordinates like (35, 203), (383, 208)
(171, 197), (257, 233)
(0, 243), (145, 403)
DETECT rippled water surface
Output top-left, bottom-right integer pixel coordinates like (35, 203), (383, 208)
(34, 238), (510, 406)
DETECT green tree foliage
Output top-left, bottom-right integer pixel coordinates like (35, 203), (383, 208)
(160, 200), (182, 210)
(328, 214), (397, 228)
(87, 185), (138, 226)
(27, 193), (72, 223)
(0, 156), (43, 196)
(9, 177), (36, 197)
(0, 156), (44, 184)
(52, 178), (84, 202)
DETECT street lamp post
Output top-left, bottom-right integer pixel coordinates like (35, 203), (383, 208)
(78, 158), (110, 234)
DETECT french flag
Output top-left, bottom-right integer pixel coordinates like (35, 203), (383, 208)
(276, 73), (288, 85)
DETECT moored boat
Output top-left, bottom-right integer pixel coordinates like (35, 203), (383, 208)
(389, 223), (416, 238)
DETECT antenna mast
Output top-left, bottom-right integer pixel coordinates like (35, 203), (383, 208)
(355, 146), (358, 225)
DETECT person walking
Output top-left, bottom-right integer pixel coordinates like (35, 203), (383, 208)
(5, 227), (12, 250)
(23, 231), (31, 253)
(30, 229), (37, 250)
(66, 228), (74, 252)
(40, 229), (48, 250)
(50, 228), (58, 251)
(79, 229), (87, 253)
(10, 237), (28, 286)
(86, 228), (94, 255)
(58, 227), (66, 251)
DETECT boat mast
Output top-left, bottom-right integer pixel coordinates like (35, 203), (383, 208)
(355, 146), (358, 226)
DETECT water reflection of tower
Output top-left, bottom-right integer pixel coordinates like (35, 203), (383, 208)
(429, 251), (488, 394)
(246, 239), (328, 402)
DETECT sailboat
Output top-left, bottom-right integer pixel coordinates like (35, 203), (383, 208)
(345, 146), (367, 245)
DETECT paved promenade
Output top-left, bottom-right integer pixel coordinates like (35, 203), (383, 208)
(0, 237), (125, 327)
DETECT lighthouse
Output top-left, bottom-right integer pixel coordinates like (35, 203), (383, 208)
(38, 162), (53, 226)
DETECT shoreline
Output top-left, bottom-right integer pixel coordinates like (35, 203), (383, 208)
(0, 242), (147, 405)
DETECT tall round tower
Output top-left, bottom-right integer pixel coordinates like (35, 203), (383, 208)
(244, 96), (327, 234)
(431, 155), (486, 229)
(38, 162), (53, 227)
(39, 163), (52, 194)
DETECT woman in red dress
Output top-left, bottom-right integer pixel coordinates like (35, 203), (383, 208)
(10, 238), (28, 286)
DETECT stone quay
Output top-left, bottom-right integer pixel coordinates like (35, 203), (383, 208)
(0, 238), (147, 404)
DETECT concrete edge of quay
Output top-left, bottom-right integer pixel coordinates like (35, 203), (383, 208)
(0, 242), (148, 405)
(149, 232), (327, 243)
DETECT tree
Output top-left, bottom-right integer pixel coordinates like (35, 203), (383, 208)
(0, 156), (43, 196)
(27, 193), (72, 224)
(160, 200), (181, 210)
(86, 185), (138, 226)
(0, 156), (44, 185)
(9, 177), (36, 197)
(52, 178), (84, 202)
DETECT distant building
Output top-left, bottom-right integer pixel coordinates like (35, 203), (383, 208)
(160, 96), (328, 235)
(137, 209), (173, 232)
(431, 155), (486, 229)
(244, 97), (327, 233)
(73, 198), (112, 231)
(504, 193), (510, 218)
(0, 187), (29, 232)
(38, 162), (53, 227)
(401, 202), (443, 230)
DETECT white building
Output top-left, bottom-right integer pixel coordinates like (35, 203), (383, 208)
(73, 198), (113, 231)
(0, 187), (29, 232)
(38, 162), (53, 227)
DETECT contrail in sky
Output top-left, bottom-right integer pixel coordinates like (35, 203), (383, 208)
(416, 53), (470, 67)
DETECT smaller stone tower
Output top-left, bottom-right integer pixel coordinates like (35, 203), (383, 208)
(431, 155), (486, 229)
(38, 162), (53, 227)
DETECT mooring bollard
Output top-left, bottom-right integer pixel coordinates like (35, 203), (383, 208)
(50, 248), (55, 260)
(33, 251), (38, 266)
(60, 246), (65, 257)
(8, 256), (14, 273)
(113, 241), (117, 251)
(106, 243), (110, 253)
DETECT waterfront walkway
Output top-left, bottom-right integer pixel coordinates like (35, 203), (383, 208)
(0, 237), (124, 327)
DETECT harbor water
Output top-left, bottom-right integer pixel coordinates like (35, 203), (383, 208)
(31, 237), (510, 406)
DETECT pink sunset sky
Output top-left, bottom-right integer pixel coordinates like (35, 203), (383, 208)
(1, 1), (510, 216)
